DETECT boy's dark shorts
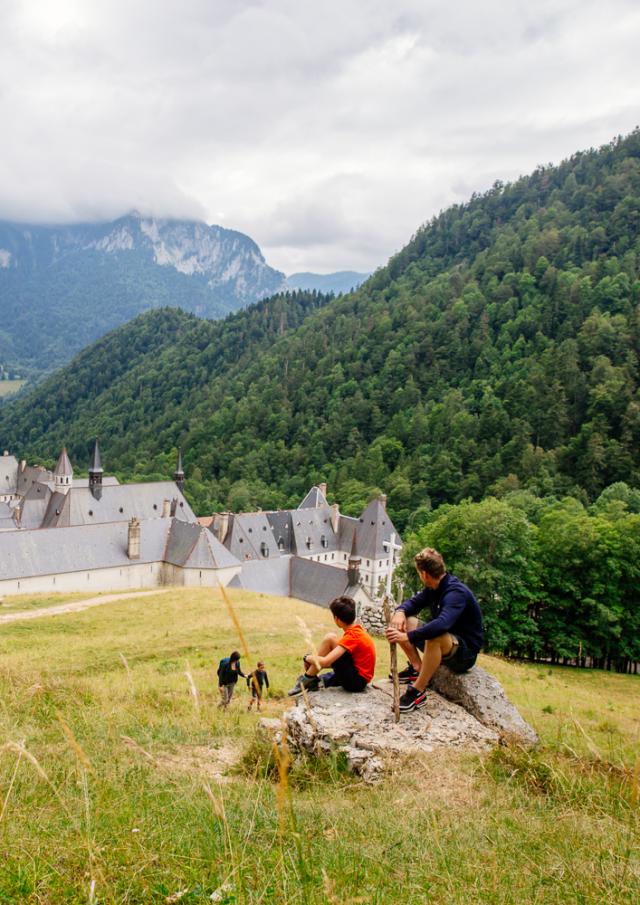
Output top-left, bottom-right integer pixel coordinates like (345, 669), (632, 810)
(413, 629), (478, 674)
(322, 650), (368, 693)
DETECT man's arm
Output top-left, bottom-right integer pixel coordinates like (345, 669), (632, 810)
(390, 588), (430, 630)
(407, 589), (467, 645)
(264, 671), (270, 689)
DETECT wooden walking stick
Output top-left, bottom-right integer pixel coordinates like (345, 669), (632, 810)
(383, 532), (403, 723)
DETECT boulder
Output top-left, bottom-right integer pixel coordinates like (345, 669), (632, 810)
(284, 682), (499, 782)
(429, 664), (538, 746)
(281, 667), (537, 782)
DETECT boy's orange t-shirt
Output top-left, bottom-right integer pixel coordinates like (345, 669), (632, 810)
(338, 623), (376, 683)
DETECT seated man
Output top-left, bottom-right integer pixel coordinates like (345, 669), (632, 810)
(385, 547), (484, 712)
(288, 595), (376, 695)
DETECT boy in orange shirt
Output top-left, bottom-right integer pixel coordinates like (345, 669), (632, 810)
(288, 596), (376, 695)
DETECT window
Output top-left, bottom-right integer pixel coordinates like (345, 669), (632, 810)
(321, 535), (328, 548)
(306, 537), (312, 549)
(260, 542), (269, 558)
(277, 537), (285, 550)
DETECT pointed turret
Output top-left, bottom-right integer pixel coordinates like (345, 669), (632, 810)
(89, 438), (103, 500)
(54, 447), (73, 495)
(174, 448), (185, 492)
(347, 531), (361, 586)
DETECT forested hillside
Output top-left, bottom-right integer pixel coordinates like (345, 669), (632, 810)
(1, 131), (639, 529)
(0, 214), (285, 379)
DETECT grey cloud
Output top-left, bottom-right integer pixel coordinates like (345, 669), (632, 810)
(0, 1), (639, 272)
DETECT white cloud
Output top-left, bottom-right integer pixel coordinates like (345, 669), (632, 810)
(0, 0), (639, 272)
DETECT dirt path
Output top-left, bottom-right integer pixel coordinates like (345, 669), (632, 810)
(0, 589), (170, 624)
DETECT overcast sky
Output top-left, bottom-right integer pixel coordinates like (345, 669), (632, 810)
(1, 1), (640, 274)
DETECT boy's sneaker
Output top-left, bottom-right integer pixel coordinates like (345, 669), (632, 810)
(398, 684), (428, 712)
(390, 662), (419, 684)
(287, 674), (320, 696)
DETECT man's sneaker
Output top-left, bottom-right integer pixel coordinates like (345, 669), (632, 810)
(287, 674), (320, 696)
(390, 662), (419, 684)
(398, 684), (428, 713)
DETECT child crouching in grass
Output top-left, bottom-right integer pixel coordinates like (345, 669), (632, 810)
(288, 596), (376, 696)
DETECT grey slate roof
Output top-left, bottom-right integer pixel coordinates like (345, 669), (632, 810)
(354, 497), (400, 560)
(228, 556), (291, 596)
(0, 454), (19, 492)
(224, 512), (283, 561)
(165, 519), (239, 570)
(63, 482), (197, 527)
(290, 557), (350, 607)
(298, 485), (328, 509)
(54, 448), (73, 477)
(290, 506), (338, 556)
(0, 518), (167, 580)
(265, 511), (294, 553)
(0, 517), (240, 580)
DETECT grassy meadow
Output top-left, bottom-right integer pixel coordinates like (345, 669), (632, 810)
(0, 588), (638, 904)
(0, 380), (26, 398)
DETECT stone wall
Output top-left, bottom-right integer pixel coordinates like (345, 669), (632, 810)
(356, 596), (386, 635)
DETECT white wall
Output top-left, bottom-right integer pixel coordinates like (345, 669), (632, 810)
(0, 561), (241, 596)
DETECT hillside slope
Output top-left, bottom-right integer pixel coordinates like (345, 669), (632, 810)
(1, 132), (639, 525)
(0, 213), (285, 378)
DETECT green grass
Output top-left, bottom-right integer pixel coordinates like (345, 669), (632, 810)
(0, 588), (638, 903)
(0, 380), (25, 398)
(0, 592), (108, 614)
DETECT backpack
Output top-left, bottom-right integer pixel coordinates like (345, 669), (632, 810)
(217, 657), (235, 684)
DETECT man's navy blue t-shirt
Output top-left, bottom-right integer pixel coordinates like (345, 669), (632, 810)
(397, 573), (484, 654)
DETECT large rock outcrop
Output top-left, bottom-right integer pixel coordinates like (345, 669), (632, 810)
(278, 666), (537, 782)
(429, 664), (538, 746)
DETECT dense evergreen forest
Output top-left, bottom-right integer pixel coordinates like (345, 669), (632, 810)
(1, 131), (639, 536)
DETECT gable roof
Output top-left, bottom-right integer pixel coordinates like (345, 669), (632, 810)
(0, 516), (240, 581)
(355, 497), (400, 560)
(54, 448), (73, 478)
(298, 485), (328, 509)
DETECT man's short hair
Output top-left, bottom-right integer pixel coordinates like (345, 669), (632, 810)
(414, 547), (446, 577)
(329, 595), (356, 625)
(230, 650), (241, 662)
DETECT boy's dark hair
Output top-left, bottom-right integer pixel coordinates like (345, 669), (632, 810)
(414, 547), (446, 577)
(230, 651), (241, 662)
(329, 596), (356, 625)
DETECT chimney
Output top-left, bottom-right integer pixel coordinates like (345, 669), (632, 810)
(162, 499), (171, 518)
(318, 482), (327, 499)
(216, 512), (230, 544)
(330, 502), (340, 534)
(379, 493), (387, 508)
(127, 518), (141, 560)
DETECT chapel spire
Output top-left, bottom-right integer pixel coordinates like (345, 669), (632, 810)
(89, 438), (103, 500)
(174, 448), (185, 492)
(54, 447), (73, 495)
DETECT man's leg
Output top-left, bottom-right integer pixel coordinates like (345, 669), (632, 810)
(413, 633), (456, 692)
(396, 617), (423, 670)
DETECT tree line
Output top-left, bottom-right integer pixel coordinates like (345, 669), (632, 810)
(397, 482), (640, 672)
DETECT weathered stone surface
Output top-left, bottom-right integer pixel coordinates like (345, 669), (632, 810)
(429, 665), (538, 746)
(284, 682), (499, 782)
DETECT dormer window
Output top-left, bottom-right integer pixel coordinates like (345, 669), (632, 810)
(260, 542), (269, 558)
(277, 537), (285, 550)
(306, 537), (312, 549)
(321, 535), (328, 548)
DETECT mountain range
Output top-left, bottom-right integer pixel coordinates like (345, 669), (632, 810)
(1, 130), (639, 530)
(0, 213), (368, 380)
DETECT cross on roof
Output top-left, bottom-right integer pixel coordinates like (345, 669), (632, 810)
(383, 532), (402, 598)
